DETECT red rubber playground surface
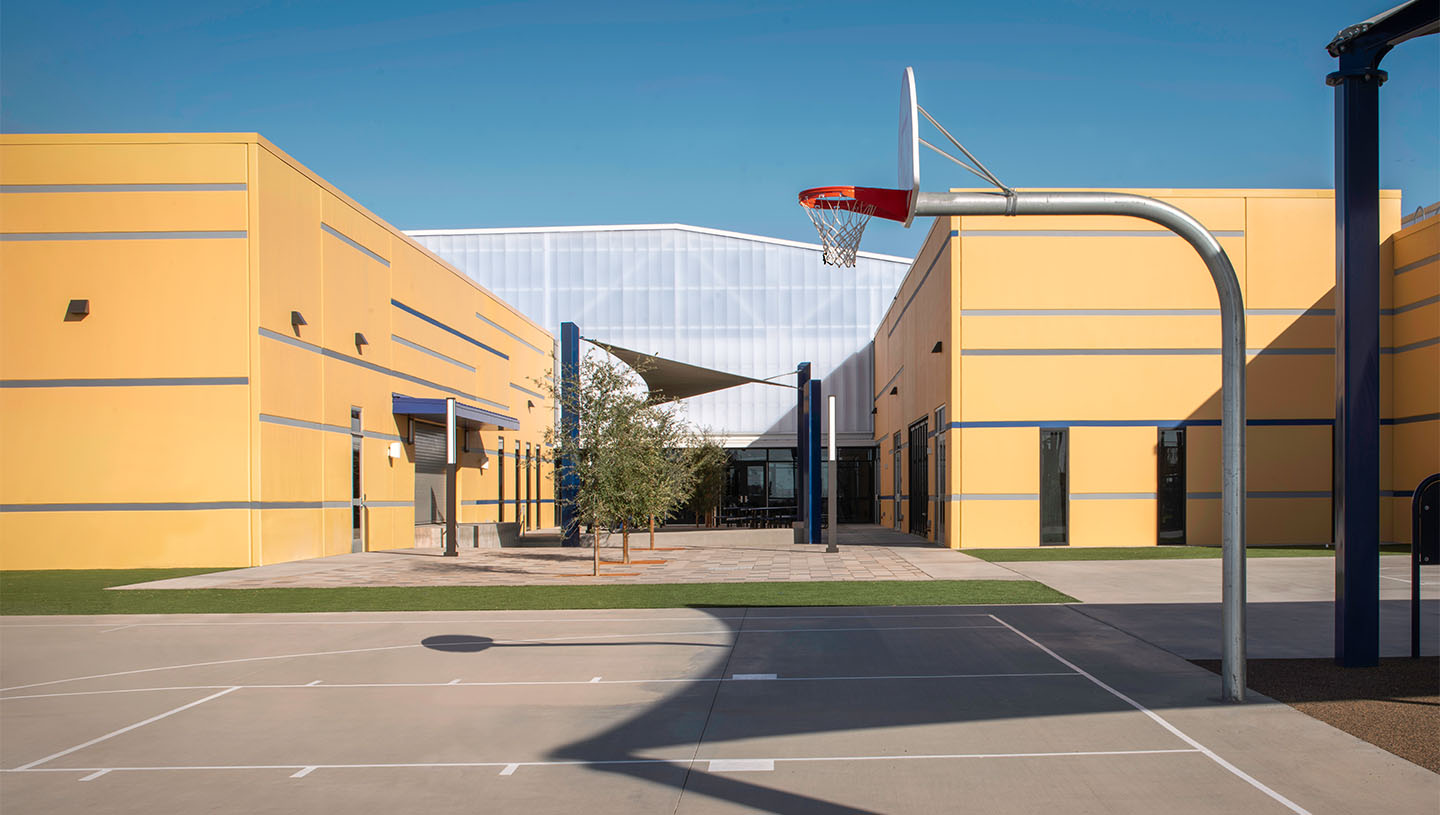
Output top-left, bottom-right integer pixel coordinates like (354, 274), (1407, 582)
(2, 605), (1434, 814)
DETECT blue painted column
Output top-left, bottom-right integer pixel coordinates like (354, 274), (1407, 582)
(796, 362), (810, 543)
(1329, 61), (1385, 666)
(809, 378), (823, 544)
(560, 321), (580, 548)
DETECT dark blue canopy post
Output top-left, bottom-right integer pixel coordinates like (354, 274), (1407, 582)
(808, 378), (823, 544)
(560, 322), (580, 548)
(1326, 0), (1438, 667)
(796, 362), (811, 543)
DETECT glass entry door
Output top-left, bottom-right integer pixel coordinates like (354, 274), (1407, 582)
(1157, 428), (1186, 545)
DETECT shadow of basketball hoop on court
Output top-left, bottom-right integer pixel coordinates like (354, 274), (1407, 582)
(421, 635), (495, 652)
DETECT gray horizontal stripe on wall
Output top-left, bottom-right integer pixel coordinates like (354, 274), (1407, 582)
(1186, 491), (1330, 500)
(392, 335), (476, 373)
(952, 494), (1039, 501)
(960, 308), (1221, 316)
(258, 414), (402, 442)
(1247, 308), (1335, 316)
(1071, 493), (1156, 500)
(1393, 252), (1437, 275)
(320, 223), (389, 267)
(874, 366), (904, 401)
(1384, 336), (1440, 353)
(510, 382), (545, 399)
(1, 376), (247, 388)
(886, 248), (947, 337)
(364, 500), (414, 508)
(963, 348), (1221, 356)
(960, 230), (1245, 238)
(1386, 294), (1440, 315)
(0, 230), (246, 241)
(259, 327), (478, 402)
(1246, 348), (1334, 356)
(476, 313), (547, 355)
(0, 501), (349, 513)
(0, 183), (247, 193)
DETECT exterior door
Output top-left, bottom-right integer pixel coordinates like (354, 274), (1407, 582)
(1157, 429), (1186, 545)
(413, 423), (447, 525)
(351, 435), (363, 552)
(892, 432), (903, 530)
(908, 418), (929, 537)
(1040, 428), (1069, 545)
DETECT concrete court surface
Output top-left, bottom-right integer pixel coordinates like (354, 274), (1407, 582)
(1000, 555), (1440, 659)
(2, 605), (1436, 814)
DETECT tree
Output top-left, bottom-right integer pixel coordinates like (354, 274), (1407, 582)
(633, 404), (698, 550)
(685, 431), (728, 528)
(539, 352), (651, 575)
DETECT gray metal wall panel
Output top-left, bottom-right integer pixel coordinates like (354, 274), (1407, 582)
(410, 227), (911, 442)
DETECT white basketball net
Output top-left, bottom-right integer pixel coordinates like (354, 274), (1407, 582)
(804, 198), (876, 267)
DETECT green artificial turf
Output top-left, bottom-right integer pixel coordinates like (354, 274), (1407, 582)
(965, 544), (1411, 562)
(0, 569), (1074, 616)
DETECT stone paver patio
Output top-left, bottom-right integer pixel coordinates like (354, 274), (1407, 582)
(119, 525), (1024, 589)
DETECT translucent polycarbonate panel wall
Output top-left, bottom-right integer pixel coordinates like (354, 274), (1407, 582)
(409, 226), (911, 444)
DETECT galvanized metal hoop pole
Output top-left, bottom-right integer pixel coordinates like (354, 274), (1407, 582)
(917, 191), (1248, 702)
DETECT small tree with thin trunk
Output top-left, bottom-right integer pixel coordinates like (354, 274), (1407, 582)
(686, 431), (728, 528)
(539, 353), (650, 575)
(633, 403), (699, 550)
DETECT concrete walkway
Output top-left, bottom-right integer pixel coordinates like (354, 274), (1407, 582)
(118, 526), (1021, 590)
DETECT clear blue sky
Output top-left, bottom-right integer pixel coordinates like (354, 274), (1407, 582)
(3, 0), (1436, 258)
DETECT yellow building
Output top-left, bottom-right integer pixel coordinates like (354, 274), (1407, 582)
(874, 189), (1438, 549)
(0, 134), (555, 569)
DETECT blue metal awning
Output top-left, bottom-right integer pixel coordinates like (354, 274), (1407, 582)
(392, 394), (519, 431)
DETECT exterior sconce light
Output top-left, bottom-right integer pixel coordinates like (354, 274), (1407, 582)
(66, 299), (90, 319)
(931, 341), (943, 353)
(386, 442), (403, 459)
(870, 407), (878, 415)
(527, 400), (536, 410)
(889, 386), (898, 396)
(291, 311), (307, 330)
(355, 332), (369, 350)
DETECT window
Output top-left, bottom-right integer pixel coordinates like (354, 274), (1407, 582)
(1157, 428), (1186, 545)
(1040, 429), (1068, 546)
(935, 406), (947, 542)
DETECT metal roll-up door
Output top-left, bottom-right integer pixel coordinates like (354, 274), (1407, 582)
(413, 422), (448, 524)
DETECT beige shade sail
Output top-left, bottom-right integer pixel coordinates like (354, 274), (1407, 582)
(585, 338), (793, 403)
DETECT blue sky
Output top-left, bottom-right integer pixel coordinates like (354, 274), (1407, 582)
(3, 0), (1436, 258)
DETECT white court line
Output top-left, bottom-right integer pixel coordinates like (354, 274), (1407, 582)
(0, 623), (1006, 694)
(0, 671), (1081, 701)
(499, 763), (519, 776)
(709, 758), (772, 772)
(0, 611), (997, 629)
(101, 625), (137, 634)
(78, 769), (110, 782)
(1380, 575), (1440, 586)
(3, 748), (1202, 777)
(290, 766), (316, 778)
(988, 614), (1311, 815)
(12, 687), (239, 771)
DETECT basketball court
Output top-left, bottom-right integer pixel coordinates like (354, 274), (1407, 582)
(3, 603), (1433, 814)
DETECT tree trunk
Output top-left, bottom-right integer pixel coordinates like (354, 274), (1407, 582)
(649, 515), (656, 550)
(593, 525), (599, 576)
(622, 519), (629, 564)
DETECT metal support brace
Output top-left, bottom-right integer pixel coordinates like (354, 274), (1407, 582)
(916, 190), (1248, 701)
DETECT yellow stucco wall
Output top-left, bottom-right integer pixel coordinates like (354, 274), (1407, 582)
(1, 134), (554, 569)
(874, 188), (1419, 549)
(1386, 216), (1439, 545)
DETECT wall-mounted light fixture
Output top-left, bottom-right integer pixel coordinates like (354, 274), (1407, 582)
(931, 341), (943, 353)
(871, 407), (878, 415)
(387, 442), (403, 459)
(65, 299), (90, 320)
(527, 400), (536, 410)
(355, 332), (369, 351)
(291, 311), (307, 331)
(889, 386), (898, 396)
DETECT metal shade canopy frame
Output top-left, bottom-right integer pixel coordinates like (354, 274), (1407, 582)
(801, 67), (1250, 703)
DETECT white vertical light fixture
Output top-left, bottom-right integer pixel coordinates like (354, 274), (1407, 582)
(826, 394), (838, 553)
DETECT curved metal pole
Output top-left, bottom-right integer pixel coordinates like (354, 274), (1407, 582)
(917, 191), (1248, 702)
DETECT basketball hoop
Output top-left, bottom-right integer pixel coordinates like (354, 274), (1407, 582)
(798, 186), (911, 267)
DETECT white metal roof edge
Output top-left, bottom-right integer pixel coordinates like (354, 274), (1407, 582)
(402, 223), (914, 264)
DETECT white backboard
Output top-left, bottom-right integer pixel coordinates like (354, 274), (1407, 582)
(898, 66), (919, 227)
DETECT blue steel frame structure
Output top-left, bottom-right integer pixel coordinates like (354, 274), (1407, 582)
(1325, 0), (1438, 667)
